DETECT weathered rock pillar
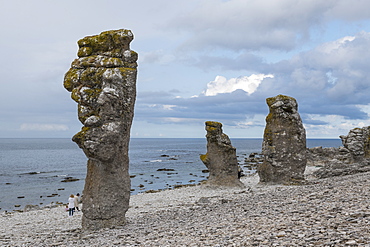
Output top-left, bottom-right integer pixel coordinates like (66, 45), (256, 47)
(258, 95), (306, 184)
(340, 126), (370, 161)
(200, 121), (244, 188)
(63, 29), (137, 230)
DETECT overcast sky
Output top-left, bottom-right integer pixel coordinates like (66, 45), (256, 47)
(2, 0), (370, 139)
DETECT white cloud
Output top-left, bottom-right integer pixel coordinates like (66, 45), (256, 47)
(162, 105), (177, 110)
(234, 121), (255, 128)
(20, 124), (69, 131)
(162, 117), (185, 123)
(316, 36), (355, 54)
(203, 74), (274, 96)
(304, 114), (370, 138)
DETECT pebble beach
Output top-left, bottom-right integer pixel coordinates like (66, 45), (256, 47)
(1, 167), (370, 246)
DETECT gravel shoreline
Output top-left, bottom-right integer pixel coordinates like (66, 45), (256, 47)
(1, 167), (370, 246)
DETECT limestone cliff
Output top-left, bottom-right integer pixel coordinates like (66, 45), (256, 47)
(64, 29), (137, 230)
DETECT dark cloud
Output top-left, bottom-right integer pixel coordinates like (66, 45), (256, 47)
(263, 32), (370, 119)
(135, 89), (268, 125)
(169, 0), (370, 53)
(135, 31), (370, 128)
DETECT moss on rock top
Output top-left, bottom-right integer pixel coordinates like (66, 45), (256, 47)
(77, 29), (134, 57)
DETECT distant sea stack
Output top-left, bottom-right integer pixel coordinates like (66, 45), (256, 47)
(258, 95), (307, 184)
(64, 29), (138, 230)
(200, 121), (244, 188)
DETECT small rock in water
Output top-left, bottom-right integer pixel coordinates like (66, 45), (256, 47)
(157, 168), (175, 171)
(61, 177), (79, 182)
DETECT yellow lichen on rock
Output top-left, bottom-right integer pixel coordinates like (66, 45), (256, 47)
(205, 121), (222, 127)
(64, 68), (81, 92)
(200, 153), (208, 162)
(77, 29), (133, 58)
(72, 126), (90, 146)
(71, 87), (81, 102)
(81, 88), (102, 102)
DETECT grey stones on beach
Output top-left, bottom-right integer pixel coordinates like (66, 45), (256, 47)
(64, 29), (137, 230)
(23, 204), (40, 212)
(258, 94), (307, 184)
(200, 121), (244, 188)
(3, 172), (370, 246)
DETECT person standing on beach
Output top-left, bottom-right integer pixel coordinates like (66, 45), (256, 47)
(74, 193), (80, 211)
(68, 194), (75, 217)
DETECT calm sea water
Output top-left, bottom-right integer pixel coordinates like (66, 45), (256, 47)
(0, 138), (341, 212)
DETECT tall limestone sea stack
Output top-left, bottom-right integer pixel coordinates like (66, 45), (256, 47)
(63, 29), (137, 230)
(200, 121), (244, 188)
(258, 95), (307, 184)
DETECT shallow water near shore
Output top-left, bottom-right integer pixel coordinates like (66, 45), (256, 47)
(0, 138), (341, 212)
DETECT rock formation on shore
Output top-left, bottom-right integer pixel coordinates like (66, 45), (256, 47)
(340, 126), (370, 161)
(64, 29), (137, 230)
(258, 94), (307, 184)
(308, 126), (370, 178)
(200, 121), (244, 188)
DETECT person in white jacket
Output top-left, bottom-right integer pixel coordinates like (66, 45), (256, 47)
(74, 193), (80, 211)
(68, 194), (75, 217)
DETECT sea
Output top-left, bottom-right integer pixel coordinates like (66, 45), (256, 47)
(0, 138), (342, 212)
